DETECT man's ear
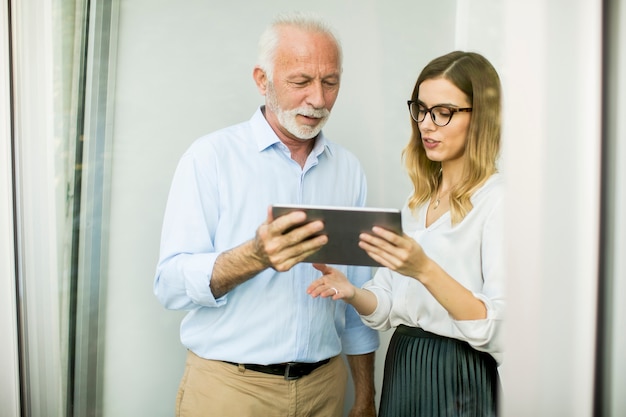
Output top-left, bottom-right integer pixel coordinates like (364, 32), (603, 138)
(253, 67), (268, 95)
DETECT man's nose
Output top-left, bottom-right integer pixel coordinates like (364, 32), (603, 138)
(306, 81), (326, 109)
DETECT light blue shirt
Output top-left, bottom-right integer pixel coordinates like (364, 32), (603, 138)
(154, 107), (379, 364)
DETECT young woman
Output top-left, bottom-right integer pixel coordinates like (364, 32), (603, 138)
(308, 51), (504, 416)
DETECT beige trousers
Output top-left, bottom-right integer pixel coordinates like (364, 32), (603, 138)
(176, 350), (348, 417)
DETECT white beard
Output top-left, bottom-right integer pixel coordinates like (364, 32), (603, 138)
(266, 83), (330, 140)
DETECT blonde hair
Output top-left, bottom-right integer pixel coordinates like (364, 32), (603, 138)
(403, 51), (501, 224)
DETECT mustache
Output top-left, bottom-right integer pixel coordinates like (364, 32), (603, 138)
(292, 107), (330, 119)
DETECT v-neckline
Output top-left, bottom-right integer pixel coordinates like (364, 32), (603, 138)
(424, 203), (449, 229)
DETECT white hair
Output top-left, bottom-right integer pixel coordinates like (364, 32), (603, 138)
(256, 11), (343, 81)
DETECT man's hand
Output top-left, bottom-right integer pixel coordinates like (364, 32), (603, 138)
(210, 207), (328, 298)
(253, 206), (328, 272)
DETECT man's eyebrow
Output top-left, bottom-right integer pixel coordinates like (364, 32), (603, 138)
(287, 73), (340, 81)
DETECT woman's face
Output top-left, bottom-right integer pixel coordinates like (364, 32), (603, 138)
(417, 78), (472, 163)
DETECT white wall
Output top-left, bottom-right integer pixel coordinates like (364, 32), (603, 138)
(500, 0), (602, 415)
(104, 1), (502, 415)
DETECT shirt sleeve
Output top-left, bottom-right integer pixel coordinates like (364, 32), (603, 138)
(341, 265), (380, 355)
(154, 149), (224, 310)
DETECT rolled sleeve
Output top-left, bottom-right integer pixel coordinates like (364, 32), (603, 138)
(154, 146), (224, 311)
(360, 269), (395, 332)
(155, 252), (228, 310)
(341, 304), (380, 355)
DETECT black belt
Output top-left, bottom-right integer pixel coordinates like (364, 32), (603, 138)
(224, 358), (331, 380)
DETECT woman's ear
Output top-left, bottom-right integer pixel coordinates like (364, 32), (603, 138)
(253, 67), (268, 95)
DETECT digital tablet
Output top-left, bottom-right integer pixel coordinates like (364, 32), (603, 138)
(271, 204), (402, 267)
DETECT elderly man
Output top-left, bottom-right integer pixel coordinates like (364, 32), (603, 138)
(155, 11), (379, 417)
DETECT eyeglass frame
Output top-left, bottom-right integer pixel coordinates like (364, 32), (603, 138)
(407, 100), (472, 127)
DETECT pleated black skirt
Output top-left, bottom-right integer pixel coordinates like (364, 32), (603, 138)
(378, 325), (500, 417)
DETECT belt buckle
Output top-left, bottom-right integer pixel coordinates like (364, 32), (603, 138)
(284, 362), (299, 380)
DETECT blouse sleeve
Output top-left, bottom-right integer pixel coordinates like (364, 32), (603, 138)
(360, 268), (396, 332)
(452, 192), (505, 361)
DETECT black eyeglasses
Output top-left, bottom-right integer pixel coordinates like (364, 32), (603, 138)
(407, 100), (472, 127)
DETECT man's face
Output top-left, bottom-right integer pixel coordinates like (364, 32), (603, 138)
(265, 81), (330, 140)
(264, 27), (341, 141)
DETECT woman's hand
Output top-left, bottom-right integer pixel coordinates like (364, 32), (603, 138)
(361, 227), (487, 320)
(307, 263), (356, 300)
(359, 226), (432, 282)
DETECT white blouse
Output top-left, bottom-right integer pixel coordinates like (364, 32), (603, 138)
(361, 174), (505, 364)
